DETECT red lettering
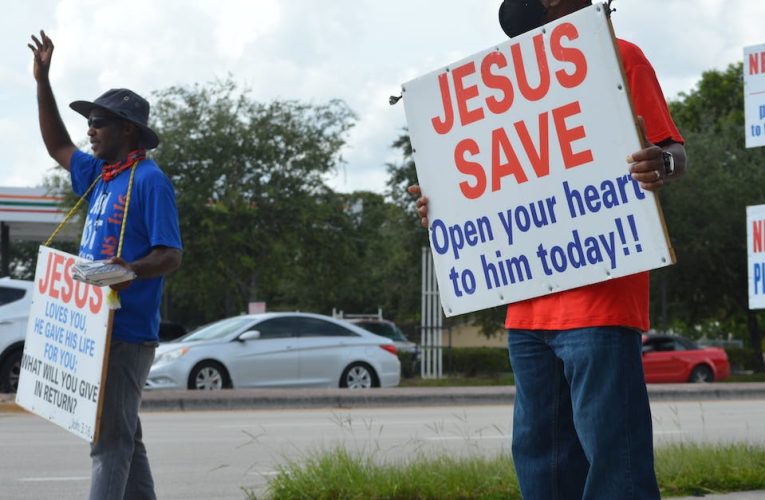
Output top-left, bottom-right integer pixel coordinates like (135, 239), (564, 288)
(431, 73), (455, 135)
(492, 127), (528, 191)
(552, 101), (593, 169)
(453, 62), (484, 127)
(60, 258), (74, 303)
(455, 139), (486, 199)
(481, 51), (514, 115)
(514, 113), (550, 178)
(511, 34), (550, 102)
(749, 51), (765, 75)
(107, 195), (127, 225)
(755, 221), (764, 253)
(74, 279), (89, 310)
(48, 253), (65, 300)
(550, 22), (588, 88)
(101, 236), (117, 258)
(89, 286), (103, 314)
(38, 251), (54, 295)
(751, 52), (763, 75)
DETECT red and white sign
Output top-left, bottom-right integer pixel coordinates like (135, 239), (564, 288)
(745, 44), (765, 149)
(15, 246), (111, 442)
(402, 4), (673, 316)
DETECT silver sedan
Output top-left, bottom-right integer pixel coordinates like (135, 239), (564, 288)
(145, 312), (401, 390)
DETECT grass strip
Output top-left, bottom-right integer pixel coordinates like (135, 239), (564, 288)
(250, 443), (765, 499)
(260, 449), (518, 500)
(656, 442), (765, 497)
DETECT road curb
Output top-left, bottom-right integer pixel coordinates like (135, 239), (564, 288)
(2, 383), (765, 413)
(139, 386), (514, 411)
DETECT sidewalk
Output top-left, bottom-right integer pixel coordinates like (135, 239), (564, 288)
(2, 382), (765, 413)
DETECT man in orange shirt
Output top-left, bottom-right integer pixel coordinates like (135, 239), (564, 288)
(409, 1), (687, 498)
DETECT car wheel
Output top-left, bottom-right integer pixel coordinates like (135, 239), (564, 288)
(340, 362), (379, 389)
(689, 365), (714, 383)
(0, 350), (22, 393)
(188, 361), (230, 390)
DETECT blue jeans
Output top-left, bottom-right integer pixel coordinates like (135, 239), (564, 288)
(507, 327), (659, 500)
(90, 340), (157, 500)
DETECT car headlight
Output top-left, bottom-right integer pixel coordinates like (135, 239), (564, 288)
(152, 347), (189, 366)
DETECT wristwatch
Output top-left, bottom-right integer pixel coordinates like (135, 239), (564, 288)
(662, 151), (675, 177)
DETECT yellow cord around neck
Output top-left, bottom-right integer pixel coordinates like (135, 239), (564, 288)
(46, 163), (140, 308)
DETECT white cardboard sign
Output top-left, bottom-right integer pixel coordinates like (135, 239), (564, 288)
(745, 44), (765, 149)
(402, 4), (673, 316)
(747, 205), (765, 309)
(15, 246), (111, 442)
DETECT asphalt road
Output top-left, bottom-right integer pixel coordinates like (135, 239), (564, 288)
(2, 398), (764, 500)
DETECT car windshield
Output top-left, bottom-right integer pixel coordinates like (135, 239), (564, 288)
(180, 317), (254, 342)
(356, 322), (408, 342)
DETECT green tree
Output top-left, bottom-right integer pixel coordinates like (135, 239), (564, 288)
(659, 62), (765, 371)
(151, 79), (356, 326)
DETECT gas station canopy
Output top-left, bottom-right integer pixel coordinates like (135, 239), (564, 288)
(0, 186), (79, 276)
(0, 186), (78, 241)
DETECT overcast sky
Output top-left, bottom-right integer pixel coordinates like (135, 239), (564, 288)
(2, 0), (762, 194)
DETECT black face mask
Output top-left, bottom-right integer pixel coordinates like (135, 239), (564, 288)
(498, 0), (548, 38)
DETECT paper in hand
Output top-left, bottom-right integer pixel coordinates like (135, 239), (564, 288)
(72, 260), (137, 287)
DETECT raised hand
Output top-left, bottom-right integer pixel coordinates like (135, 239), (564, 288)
(28, 30), (54, 82)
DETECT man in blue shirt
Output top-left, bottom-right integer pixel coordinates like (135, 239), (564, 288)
(29, 30), (182, 500)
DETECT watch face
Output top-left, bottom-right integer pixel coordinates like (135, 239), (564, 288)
(663, 152), (674, 176)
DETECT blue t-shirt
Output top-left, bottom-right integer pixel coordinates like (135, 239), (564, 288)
(70, 149), (183, 344)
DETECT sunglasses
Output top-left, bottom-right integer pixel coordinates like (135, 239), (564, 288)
(87, 116), (119, 129)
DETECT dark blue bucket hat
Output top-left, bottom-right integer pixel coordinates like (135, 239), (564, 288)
(70, 88), (160, 149)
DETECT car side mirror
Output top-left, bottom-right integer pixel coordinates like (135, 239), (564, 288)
(238, 330), (261, 342)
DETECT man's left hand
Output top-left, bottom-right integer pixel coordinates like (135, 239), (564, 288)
(108, 256), (136, 292)
(627, 116), (665, 192)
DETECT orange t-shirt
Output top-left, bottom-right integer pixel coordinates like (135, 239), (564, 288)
(504, 39), (684, 332)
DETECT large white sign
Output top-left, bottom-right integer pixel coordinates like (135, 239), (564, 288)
(747, 205), (765, 309)
(16, 246), (111, 442)
(402, 4), (673, 317)
(745, 44), (765, 149)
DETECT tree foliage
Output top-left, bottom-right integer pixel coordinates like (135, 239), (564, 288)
(659, 62), (765, 370)
(149, 80), (430, 330)
(151, 80), (356, 325)
(382, 132), (433, 325)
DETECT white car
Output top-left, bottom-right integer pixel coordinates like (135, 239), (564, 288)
(146, 312), (401, 390)
(0, 278), (33, 393)
(346, 318), (419, 355)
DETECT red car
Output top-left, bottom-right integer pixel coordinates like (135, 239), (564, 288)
(641, 335), (730, 383)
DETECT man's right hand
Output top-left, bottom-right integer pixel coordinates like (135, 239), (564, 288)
(407, 185), (430, 229)
(28, 29), (75, 171)
(28, 30), (54, 82)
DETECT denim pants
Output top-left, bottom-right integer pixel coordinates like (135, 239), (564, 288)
(507, 327), (660, 500)
(90, 340), (157, 500)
